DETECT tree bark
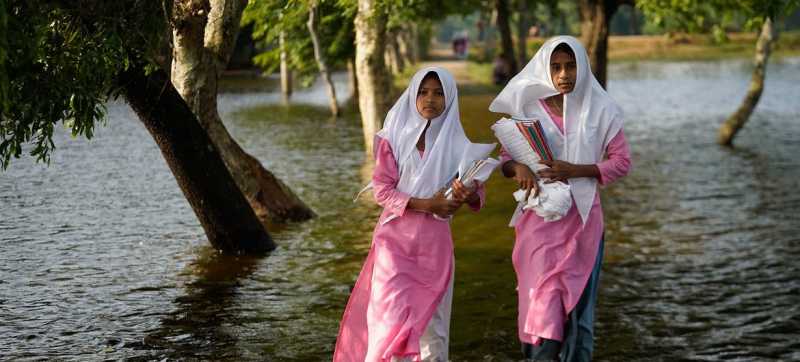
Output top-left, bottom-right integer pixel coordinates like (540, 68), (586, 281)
(119, 66), (274, 254)
(396, 25), (416, 66)
(279, 30), (292, 100)
(355, 0), (391, 155)
(719, 16), (774, 146)
(171, 0), (315, 224)
(307, 2), (340, 117)
(347, 57), (359, 109)
(384, 27), (403, 75)
(495, 0), (518, 75)
(483, 10), (496, 62)
(515, 0), (530, 68)
(580, 0), (628, 88)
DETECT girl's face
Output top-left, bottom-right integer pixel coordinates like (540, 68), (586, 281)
(550, 50), (577, 94)
(416, 75), (445, 120)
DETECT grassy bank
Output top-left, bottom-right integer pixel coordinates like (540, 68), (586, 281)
(449, 31), (800, 89)
(463, 31), (800, 63)
(607, 31), (800, 61)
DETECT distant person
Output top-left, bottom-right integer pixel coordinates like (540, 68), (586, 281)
(459, 33), (470, 59)
(489, 36), (632, 361)
(452, 33), (468, 59)
(493, 53), (512, 85)
(529, 24), (540, 38)
(334, 68), (488, 361)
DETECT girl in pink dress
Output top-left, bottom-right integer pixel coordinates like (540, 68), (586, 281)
(334, 67), (489, 361)
(489, 36), (632, 361)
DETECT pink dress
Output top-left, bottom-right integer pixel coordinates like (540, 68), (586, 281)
(334, 137), (485, 361)
(500, 100), (631, 344)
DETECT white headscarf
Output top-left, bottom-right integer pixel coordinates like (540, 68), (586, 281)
(378, 67), (473, 199)
(489, 36), (624, 224)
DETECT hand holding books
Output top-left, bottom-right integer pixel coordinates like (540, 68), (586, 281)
(444, 158), (500, 200)
(491, 117), (572, 224)
(433, 143), (500, 220)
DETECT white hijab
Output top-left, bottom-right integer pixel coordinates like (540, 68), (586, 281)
(489, 36), (624, 224)
(378, 67), (470, 199)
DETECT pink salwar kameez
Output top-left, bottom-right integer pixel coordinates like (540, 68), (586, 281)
(334, 67), (488, 362)
(500, 100), (631, 345)
(334, 138), (484, 361)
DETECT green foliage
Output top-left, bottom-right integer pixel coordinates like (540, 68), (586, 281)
(242, 0), (356, 86)
(637, 0), (800, 34)
(382, 0), (484, 27)
(0, 1), (170, 169)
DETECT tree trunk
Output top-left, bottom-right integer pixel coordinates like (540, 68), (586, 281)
(355, 0), (391, 155)
(384, 28), (403, 75)
(347, 57), (359, 109)
(484, 10), (496, 61)
(580, 0), (626, 88)
(119, 66), (274, 254)
(279, 30), (292, 100)
(719, 16), (774, 146)
(495, 0), (518, 75)
(307, 2), (340, 117)
(515, 0), (530, 68)
(171, 0), (315, 224)
(396, 25), (415, 67)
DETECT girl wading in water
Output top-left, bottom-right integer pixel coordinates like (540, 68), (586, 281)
(334, 67), (488, 361)
(490, 36), (632, 361)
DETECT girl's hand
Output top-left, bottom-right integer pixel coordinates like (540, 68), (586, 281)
(428, 190), (460, 217)
(512, 162), (539, 199)
(537, 160), (574, 183)
(451, 180), (479, 204)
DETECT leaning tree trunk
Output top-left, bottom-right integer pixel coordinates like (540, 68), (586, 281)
(307, 2), (340, 117)
(355, 0), (391, 155)
(279, 30), (292, 100)
(515, 0), (530, 68)
(495, 0), (518, 74)
(719, 16), (775, 146)
(119, 66), (274, 254)
(580, 0), (627, 88)
(171, 0), (314, 224)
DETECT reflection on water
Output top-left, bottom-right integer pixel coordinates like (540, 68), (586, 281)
(1, 60), (799, 360)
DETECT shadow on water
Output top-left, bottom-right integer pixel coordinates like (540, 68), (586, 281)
(126, 247), (261, 361)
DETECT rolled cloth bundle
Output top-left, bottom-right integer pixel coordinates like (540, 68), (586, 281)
(491, 117), (572, 224)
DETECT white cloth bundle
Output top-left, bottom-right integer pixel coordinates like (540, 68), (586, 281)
(491, 117), (572, 225)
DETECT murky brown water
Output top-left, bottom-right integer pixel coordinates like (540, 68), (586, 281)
(2, 60), (799, 361)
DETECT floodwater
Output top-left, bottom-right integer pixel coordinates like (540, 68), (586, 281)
(1, 59), (799, 361)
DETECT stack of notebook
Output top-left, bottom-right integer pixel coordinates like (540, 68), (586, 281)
(515, 120), (554, 162)
(444, 158), (500, 200)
